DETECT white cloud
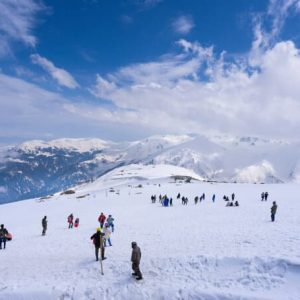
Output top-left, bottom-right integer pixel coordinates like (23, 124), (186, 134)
(31, 54), (79, 89)
(90, 74), (116, 98)
(0, 0), (44, 57)
(172, 15), (194, 35)
(251, 0), (300, 57)
(86, 38), (300, 140)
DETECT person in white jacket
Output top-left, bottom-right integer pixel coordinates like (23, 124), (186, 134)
(103, 223), (112, 247)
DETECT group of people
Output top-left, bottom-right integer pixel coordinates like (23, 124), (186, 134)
(90, 213), (143, 280)
(150, 191), (278, 223)
(90, 213), (115, 262)
(261, 192), (269, 201)
(67, 214), (80, 229)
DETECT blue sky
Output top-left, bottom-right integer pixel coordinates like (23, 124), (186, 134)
(1, 0), (300, 144)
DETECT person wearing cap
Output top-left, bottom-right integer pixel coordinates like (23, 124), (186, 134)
(90, 228), (106, 261)
(131, 241), (142, 280)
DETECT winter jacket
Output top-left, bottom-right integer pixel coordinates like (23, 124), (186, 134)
(107, 217), (114, 225)
(42, 218), (47, 228)
(131, 246), (141, 264)
(103, 227), (111, 239)
(68, 215), (73, 223)
(98, 214), (106, 223)
(0, 228), (8, 238)
(271, 204), (277, 214)
(90, 232), (105, 248)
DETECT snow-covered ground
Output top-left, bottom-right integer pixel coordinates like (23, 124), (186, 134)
(0, 164), (300, 300)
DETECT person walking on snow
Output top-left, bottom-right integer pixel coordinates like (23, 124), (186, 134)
(98, 212), (106, 229)
(90, 228), (106, 261)
(261, 192), (265, 201)
(42, 216), (47, 236)
(131, 242), (142, 280)
(107, 215), (114, 232)
(265, 192), (269, 201)
(212, 194), (216, 202)
(103, 223), (112, 247)
(0, 224), (8, 250)
(271, 201), (278, 222)
(67, 214), (74, 229)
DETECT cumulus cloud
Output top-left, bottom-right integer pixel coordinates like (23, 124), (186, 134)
(86, 36), (300, 139)
(31, 54), (79, 89)
(0, 0), (45, 57)
(172, 15), (194, 35)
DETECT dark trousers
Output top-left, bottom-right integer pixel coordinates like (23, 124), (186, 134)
(0, 237), (6, 249)
(95, 247), (105, 261)
(132, 262), (142, 278)
(271, 213), (275, 222)
(42, 227), (47, 235)
(68, 223), (73, 229)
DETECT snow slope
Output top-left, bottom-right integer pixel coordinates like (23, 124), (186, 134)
(0, 164), (300, 300)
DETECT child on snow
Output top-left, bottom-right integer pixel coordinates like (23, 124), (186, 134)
(74, 218), (79, 228)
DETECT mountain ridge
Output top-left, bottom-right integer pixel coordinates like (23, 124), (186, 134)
(0, 134), (299, 204)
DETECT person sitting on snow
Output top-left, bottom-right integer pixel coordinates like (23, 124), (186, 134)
(74, 218), (80, 228)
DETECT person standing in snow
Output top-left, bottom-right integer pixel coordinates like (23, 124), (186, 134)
(42, 216), (47, 236)
(67, 214), (74, 229)
(271, 201), (278, 222)
(90, 228), (106, 261)
(265, 192), (269, 201)
(131, 242), (142, 280)
(261, 192), (265, 201)
(212, 194), (216, 202)
(103, 223), (112, 247)
(231, 193), (235, 201)
(0, 224), (8, 250)
(107, 215), (114, 232)
(170, 198), (173, 206)
(98, 212), (106, 229)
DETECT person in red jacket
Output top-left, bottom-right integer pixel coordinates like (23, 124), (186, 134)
(98, 212), (106, 229)
(67, 214), (74, 229)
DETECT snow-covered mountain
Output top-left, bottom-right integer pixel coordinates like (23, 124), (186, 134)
(1, 134), (300, 204)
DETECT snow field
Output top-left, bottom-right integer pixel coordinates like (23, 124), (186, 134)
(0, 179), (300, 299)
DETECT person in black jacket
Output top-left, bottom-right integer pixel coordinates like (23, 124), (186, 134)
(42, 216), (47, 236)
(0, 224), (8, 249)
(90, 228), (106, 261)
(131, 241), (142, 280)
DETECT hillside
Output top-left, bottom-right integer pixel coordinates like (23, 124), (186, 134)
(1, 134), (300, 203)
(0, 165), (299, 299)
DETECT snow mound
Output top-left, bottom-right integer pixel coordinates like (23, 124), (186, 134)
(234, 161), (280, 183)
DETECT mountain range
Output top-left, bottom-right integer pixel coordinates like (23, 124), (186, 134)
(1, 134), (300, 204)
